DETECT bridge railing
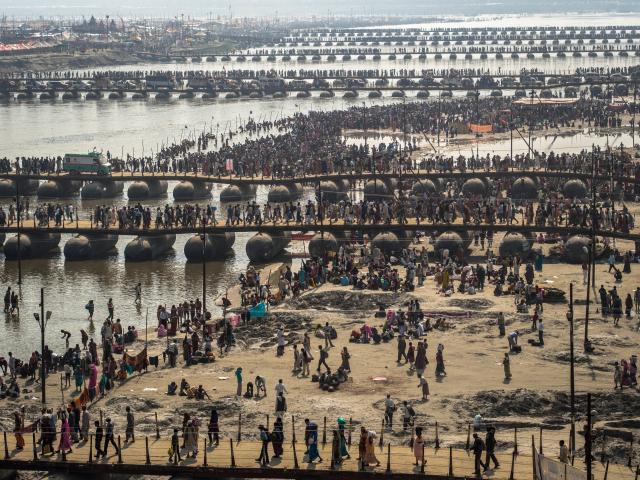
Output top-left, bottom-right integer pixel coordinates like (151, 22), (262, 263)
(0, 420), (536, 479)
(2, 412), (636, 479)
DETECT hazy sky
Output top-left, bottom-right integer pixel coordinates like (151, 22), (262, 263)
(0, 0), (638, 18)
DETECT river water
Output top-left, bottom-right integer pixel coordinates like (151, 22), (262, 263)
(1, 12), (639, 359)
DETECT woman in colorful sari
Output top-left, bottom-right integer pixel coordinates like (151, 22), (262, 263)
(57, 413), (72, 455)
(88, 363), (98, 401)
(364, 431), (380, 467)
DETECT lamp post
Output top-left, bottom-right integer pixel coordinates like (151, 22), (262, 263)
(33, 288), (51, 405)
(567, 283), (576, 457)
(15, 162), (22, 285)
(586, 394), (593, 479)
(475, 89), (480, 160)
(582, 245), (592, 350)
(200, 219), (207, 315)
(362, 101), (367, 153)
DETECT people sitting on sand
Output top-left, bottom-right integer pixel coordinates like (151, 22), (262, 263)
(255, 375), (267, 398)
(1, 379), (19, 399)
(167, 381), (178, 395)
(179, 378), (190, 396)
(195, 384), (211, 400)
(158, 324), (167, 338)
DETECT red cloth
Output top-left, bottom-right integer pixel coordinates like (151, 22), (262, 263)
(123, 348), (148, 372)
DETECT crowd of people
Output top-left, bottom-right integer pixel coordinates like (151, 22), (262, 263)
(5, 64), (637, 82)
(4, 190), (631, 240)
(2, 91), (638, 180)
(1, 59), (640, 477)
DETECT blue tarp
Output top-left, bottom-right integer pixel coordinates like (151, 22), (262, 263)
(249, 302), (267, 318)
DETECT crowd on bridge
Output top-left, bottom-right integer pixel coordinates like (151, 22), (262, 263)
(2, 92), (637, 182)
(5, 64), (637, 85)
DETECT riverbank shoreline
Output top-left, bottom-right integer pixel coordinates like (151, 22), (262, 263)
(0, 40), (243, 74)
(0, 50), (147, 74)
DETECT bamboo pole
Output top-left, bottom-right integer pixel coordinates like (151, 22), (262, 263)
(203, 437), (207, 467)
(230, 438), (236, 468)
(322, 416), (327, 446)
(292, 438), (299, 469)
(291, 415), (296, 444)
(509, 451), (516, 480)
(32, 431), (38, 461)
(385, 442), (391, 473)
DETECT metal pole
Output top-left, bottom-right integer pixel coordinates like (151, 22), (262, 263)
(528, 89), (534, 158)
(201, 219), (206, 314)
(586, 393), (592, 480)
(510, 109), (514, 164)
(585, 149), (597, 348)
(16, 164), (22, 285)
(633, 82), (636, 148)
(363, 101), (367, 153)
(40, 287), (46, 405)
(569, 283), (576, 456)
(590, 148), (597, 289)
(403, 96), (407, 151)
(475, 89), (479, 160)
(437, 92), (441, 146)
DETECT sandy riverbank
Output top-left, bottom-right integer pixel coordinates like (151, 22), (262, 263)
(2, 228), (639, 472)
(345, 116), (637, 154)
(0, 41), (239, 74)
(0, 50), (147, 74)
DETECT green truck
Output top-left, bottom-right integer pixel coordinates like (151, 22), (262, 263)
(63, 151), (111, 175)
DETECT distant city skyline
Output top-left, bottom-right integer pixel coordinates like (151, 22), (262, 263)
(0, 0), (639, 19)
